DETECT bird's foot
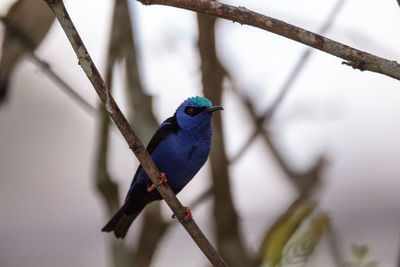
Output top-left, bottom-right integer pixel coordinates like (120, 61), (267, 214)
(147, 172), (168, 192)
(172, 206), (192, 222)
(183, 207), (192, 221)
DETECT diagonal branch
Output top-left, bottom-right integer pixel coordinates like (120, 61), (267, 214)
(230, 0), (344, 164)
(44, 1), (227, 266)
(95, 1), (136, 266)
(106, 0), (168, 265)
(137, 0), (400, 81)
(229, 82), (324, 194)
(28, 53), (98, 115)
(0, 18), (97, 115)
(178, 0), (340, 226)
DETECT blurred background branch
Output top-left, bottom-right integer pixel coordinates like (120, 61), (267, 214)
(1, 0), (398, 267)
(0, 0), (54, 105)
(229, 0), (345, 166)
(197, 13), (252, 267)
(137, 0), (400, 81)
(228, 82), (325, 195)
(108, 0), (168, 265)
(0, 2), (95, 114)
(95, 0), (134, 266)
(45, 0), (227, 266)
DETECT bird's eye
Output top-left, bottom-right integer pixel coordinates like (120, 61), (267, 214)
(185, 106), (195, 116)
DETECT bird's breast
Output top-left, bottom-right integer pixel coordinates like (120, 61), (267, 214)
(150, 130), (211, 193)
(171, 131), (211, 166)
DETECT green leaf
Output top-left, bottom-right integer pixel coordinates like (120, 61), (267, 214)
(281, 215), (330, 265)
(259, 198), (316, 267)
(351, 244), (369, 260)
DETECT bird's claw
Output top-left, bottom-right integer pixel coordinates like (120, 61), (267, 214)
(147, 172), (167, 192)
(172, 206), (192, 222)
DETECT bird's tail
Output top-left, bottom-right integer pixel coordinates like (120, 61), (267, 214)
(101, 202), (145, 239)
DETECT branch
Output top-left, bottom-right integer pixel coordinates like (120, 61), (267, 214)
(95, 107), (119, 214)
(232, 0), (345, 161)
(95, 1), (136, 266)
(0, 18), (97, 115)
(197, 13), (251, 266)
(44, 1), (226, 266)
(265, 0), (344, 120)
(95, 105), (132, 267)
(29, 53), (98, 115)
(228, 81), (324, 194)
(107, 0), (168, 264)
(0, 0), (54, 104)
(137, 0), (400, 81)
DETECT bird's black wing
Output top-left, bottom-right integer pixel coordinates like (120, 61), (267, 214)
(146, 114), (180, 155)
(129, 114), (180, 187)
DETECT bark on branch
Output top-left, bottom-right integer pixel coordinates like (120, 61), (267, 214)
(137, 0), (400, 81)
(44, 1), (227, 266)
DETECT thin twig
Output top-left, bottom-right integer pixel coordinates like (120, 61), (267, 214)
(137, 0), (400, 81)
(44, 1), (227, 266)
(29, 53), (98, 115)
(0, 18), (97, 115)
(230, 0), (345, 163)
(264, 0), (345, 121)
(228, 81), (324, 194)
(183, 0), (342, 225)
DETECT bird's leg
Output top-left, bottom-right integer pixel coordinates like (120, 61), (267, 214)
(147, 172), (168, 192)
(183, 207), (192, 220)
(172, 206), (192, 222)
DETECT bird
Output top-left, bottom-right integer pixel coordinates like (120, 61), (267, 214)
(102, 96), (223, 238)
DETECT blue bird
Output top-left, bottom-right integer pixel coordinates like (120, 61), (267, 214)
(102, 96), (223, 238)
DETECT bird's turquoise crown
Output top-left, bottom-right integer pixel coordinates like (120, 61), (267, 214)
(187, 96), (212, 107)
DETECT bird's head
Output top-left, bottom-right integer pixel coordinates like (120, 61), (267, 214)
(175, 96), (223, 131)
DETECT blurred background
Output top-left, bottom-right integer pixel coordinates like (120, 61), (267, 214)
(0, 0), (399, 266)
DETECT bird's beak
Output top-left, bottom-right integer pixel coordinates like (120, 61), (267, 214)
(203, 106), (223, 114)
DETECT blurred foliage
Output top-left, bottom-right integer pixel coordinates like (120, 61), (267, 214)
(280, 215), (330, 267)
(2, 0), (392, 266)
(260, 198), (317, 267)
(0, 0), (54, 104)
(344, 244), (379, 267)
